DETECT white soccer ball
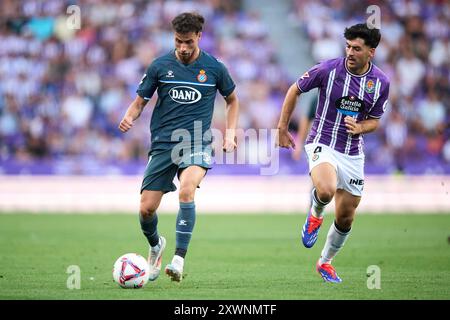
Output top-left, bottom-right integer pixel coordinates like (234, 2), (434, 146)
(112, 253), (150, 289)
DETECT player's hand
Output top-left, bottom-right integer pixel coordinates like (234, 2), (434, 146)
(276, 128), (296, 149)
(119, 115), (134, 133)
(344, 116), (362, 135)
(222, 137), (237, 152)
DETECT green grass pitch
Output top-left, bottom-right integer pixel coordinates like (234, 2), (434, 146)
(0, 213), (449, 300)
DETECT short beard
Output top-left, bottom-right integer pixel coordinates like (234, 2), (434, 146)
(177, 50), (191, 62)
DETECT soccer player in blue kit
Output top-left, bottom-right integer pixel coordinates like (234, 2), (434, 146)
(277, 23), (390, 282)
(119, 12), (239, 282)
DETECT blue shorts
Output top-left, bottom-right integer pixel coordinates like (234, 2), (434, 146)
(141, 145), (213, 194)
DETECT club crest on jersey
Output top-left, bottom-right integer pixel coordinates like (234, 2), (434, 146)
(166, 70), (174, 78)
(169, 86), (202, 104)
(365, 79), (375, 93)
(197, 69), (208, 83)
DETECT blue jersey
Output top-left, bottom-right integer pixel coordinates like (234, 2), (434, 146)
(137, 50), (236, 151)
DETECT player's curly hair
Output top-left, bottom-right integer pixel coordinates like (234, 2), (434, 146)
(171, 12), (205, 34)
(344, 23), (381, 48)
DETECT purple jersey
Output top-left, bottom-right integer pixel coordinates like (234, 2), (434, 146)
(297, 57), (390, 156)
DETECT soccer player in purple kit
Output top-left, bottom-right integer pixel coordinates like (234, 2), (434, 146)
(277, 23), (390, 282)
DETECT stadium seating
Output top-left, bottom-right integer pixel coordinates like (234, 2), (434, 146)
(0, 0), (448, 175)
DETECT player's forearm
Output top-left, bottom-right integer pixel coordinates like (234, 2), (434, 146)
(358, 118), (379, 134)
(278, 83), (301, 130)
(125, 97), (147, 121)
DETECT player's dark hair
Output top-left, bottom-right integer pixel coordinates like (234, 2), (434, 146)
(171, 12), (205, 34)
(344, 23), (381, 48)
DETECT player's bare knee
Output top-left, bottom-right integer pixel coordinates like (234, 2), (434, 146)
(139, 202), (158, 218)
(179, 185), (195, 202)
(315, 185), (335, 203)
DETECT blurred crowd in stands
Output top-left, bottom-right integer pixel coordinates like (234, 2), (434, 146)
(0, 0), (448, 174)
(290, 0), (449, 174)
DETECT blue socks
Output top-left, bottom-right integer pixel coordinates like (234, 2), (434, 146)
(140, 202), (196, 257)
(140, 213), (159, 247)
(175, 201), (196, 258)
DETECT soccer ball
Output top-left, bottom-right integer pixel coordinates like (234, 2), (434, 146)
(112, 253), (150, 289)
